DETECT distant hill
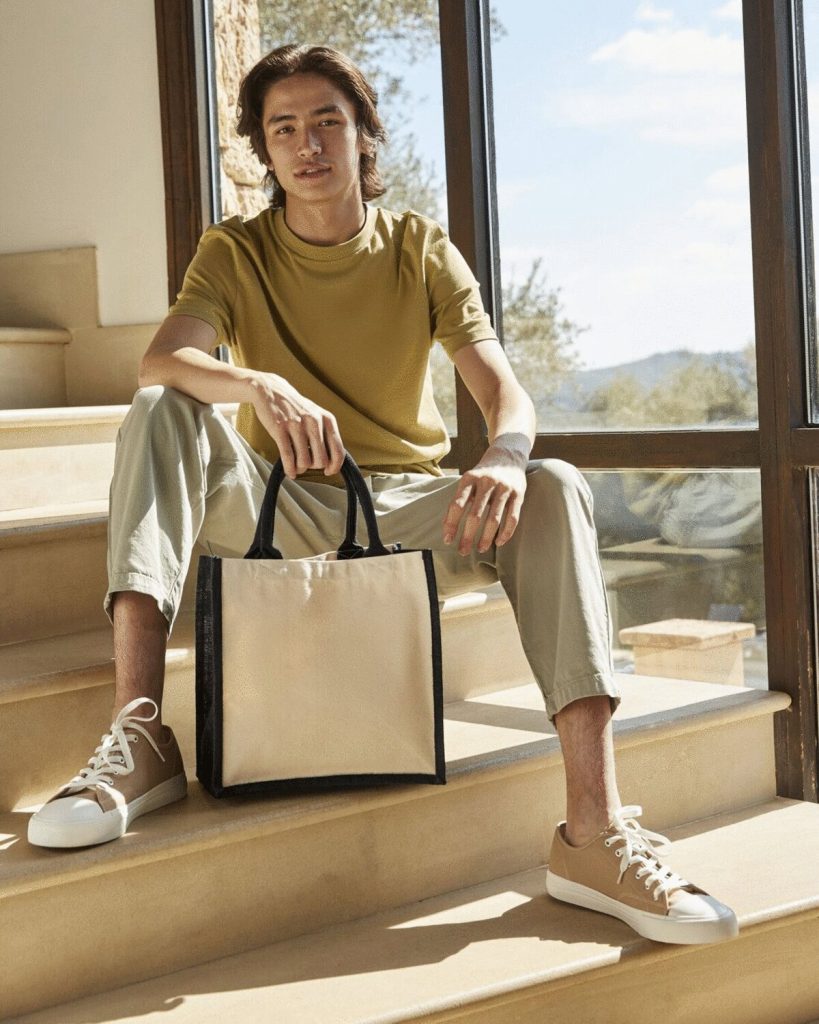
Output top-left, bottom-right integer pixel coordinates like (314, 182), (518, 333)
(525, 347), (756, 430)
(548, 348), (751, 412)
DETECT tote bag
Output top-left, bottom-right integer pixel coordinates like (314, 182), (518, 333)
(195, 451), (446, 797)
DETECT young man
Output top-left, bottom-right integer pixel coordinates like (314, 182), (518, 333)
(28, 44), (737, 946)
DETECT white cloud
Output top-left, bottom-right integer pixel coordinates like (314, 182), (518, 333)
(546, 21), (746, 147)
(685, 197), (750, 231)
(635, 2), (674, 23)
(591, 28), (743, 76)
(705, 162), (748, 193)
(712, 0), (742, 21)
(548, 78), (746, 146)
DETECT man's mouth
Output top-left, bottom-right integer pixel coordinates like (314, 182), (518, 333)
(296, 166), (330, 177)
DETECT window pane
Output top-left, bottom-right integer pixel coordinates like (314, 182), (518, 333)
(491, 2), (758, 432)
(586, 469), (767, 688)
(211, 0), (457, 427)
(803, 2), (819, 421)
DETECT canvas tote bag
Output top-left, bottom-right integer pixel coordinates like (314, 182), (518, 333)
(195, 451), (446, 798)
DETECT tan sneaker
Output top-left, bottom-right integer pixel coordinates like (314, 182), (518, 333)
(28, 697), (187, 849)
(545, 805), (738, 944)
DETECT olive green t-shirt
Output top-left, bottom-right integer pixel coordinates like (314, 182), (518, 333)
(167, 202), (497, 488)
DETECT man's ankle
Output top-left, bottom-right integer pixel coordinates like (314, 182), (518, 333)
(110, 704), (167, 742)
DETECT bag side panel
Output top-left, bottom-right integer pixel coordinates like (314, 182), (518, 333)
(195, 555), (224, 796)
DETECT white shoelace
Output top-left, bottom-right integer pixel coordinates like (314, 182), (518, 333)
(604, 805), (690, 901)
(61, 697), (166, 796)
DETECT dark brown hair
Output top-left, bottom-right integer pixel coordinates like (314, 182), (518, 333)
(236, 44), (388, 208)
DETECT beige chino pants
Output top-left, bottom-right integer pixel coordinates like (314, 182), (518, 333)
(105, 386), (621, 723)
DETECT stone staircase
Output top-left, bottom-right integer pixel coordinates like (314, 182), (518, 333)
(1, 369), (819, 1020)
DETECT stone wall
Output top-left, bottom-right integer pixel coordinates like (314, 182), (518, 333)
(214, 0), (268, 220)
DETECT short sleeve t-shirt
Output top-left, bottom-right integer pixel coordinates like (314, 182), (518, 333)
(167, 202), (497, 487)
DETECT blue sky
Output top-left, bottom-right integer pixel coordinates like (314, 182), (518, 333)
(391, 0), (818, 371)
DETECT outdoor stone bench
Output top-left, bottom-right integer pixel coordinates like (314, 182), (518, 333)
(618, 617), (757, 686)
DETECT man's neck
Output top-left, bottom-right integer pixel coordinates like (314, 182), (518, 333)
(283, 195), (367, 247)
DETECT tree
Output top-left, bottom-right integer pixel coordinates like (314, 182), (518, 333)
(584, 343), (758, 429)
(430, 259), (586, 431)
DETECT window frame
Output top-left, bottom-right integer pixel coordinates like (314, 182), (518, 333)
(154, 0), (819, 800)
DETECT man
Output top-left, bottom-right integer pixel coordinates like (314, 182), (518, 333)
(28, 43), (737, 946)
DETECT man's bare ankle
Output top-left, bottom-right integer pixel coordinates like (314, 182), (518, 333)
(565, 805), (621, 847)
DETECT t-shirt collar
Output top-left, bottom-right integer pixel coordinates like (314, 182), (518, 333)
(272, 203), (376, 261)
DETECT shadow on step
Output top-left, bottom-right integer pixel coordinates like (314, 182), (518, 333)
(17, 801), (781, 1024)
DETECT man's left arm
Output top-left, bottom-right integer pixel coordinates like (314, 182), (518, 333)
(442, 339), (537, 556)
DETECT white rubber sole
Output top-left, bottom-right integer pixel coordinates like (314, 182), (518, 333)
(27, 773), (188, 849)
(545, 868), (739, 945)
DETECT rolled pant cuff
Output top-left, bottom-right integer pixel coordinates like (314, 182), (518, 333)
(104, 572), (176, 633)
(545, 672), (622, 725)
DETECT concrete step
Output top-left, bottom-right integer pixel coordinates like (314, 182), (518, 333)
(0, 327), (70, 409)
(0, 586), (537, 811)
(9, 797), (817, 1024)
(0, 404), (125, 510)
(0, 678), (789, 1017)
(0, 400), (241, 644)
(0, 503), (110, 644)
(0, 402), (238, 511)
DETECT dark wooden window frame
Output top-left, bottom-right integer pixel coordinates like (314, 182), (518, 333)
(155, 0), (819, 800)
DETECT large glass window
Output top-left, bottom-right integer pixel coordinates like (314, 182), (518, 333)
(803, 1), (819, 421)
(491, 1), (757, 433)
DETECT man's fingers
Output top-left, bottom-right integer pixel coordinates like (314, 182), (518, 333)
(442, 482), (475, 541)
(290, 429), (313, 475)
(324, 419), (346, 475)
(476, 492), (516, 552)
(274, 434), (298, 479)
(304, 420), (333, 469)
(494, 495), (524, 546)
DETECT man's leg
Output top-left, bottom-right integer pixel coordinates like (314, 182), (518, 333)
(29, 385), (352, 848)
(368, 461), (623, 843)
(553, 695), (621, 846)
(110, 592), (169, 743)
(369, 465), (737, 943)
(104, 386), (353, 738)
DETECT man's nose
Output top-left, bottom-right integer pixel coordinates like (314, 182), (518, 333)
(297, 128), (321, 156)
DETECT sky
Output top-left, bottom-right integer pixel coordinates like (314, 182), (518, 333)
(390, 0), (819, 371)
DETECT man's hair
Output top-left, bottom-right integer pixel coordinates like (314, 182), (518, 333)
(236, 44), (389, 208)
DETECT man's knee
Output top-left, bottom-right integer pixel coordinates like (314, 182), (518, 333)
(131, 385), (199, 415)
(526, 459), (591, 507)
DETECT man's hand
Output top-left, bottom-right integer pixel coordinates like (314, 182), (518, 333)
(442, 443), (528, 556)
(248, 373), (346, 479)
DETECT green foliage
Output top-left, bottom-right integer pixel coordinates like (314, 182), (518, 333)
(584, 343), (758, 428)
(429, 259), (586, 431)
(500, 258), (584, 400)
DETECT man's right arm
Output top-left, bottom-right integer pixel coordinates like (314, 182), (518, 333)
(138, 315), (346, 480)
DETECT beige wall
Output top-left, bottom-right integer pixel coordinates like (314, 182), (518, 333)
(0, 0), (168, 326)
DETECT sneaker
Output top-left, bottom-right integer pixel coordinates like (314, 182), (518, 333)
(28, 697), (187, 849)
(545, 804), (738, 944)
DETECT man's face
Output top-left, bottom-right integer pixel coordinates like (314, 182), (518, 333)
(261, 72), (367, 208)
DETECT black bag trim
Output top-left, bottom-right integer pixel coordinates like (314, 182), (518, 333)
(195, 555), (225, 796)
(422, 547), (446, 785)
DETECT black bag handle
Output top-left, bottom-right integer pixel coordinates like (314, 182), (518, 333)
(244, 451), (392, 560)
